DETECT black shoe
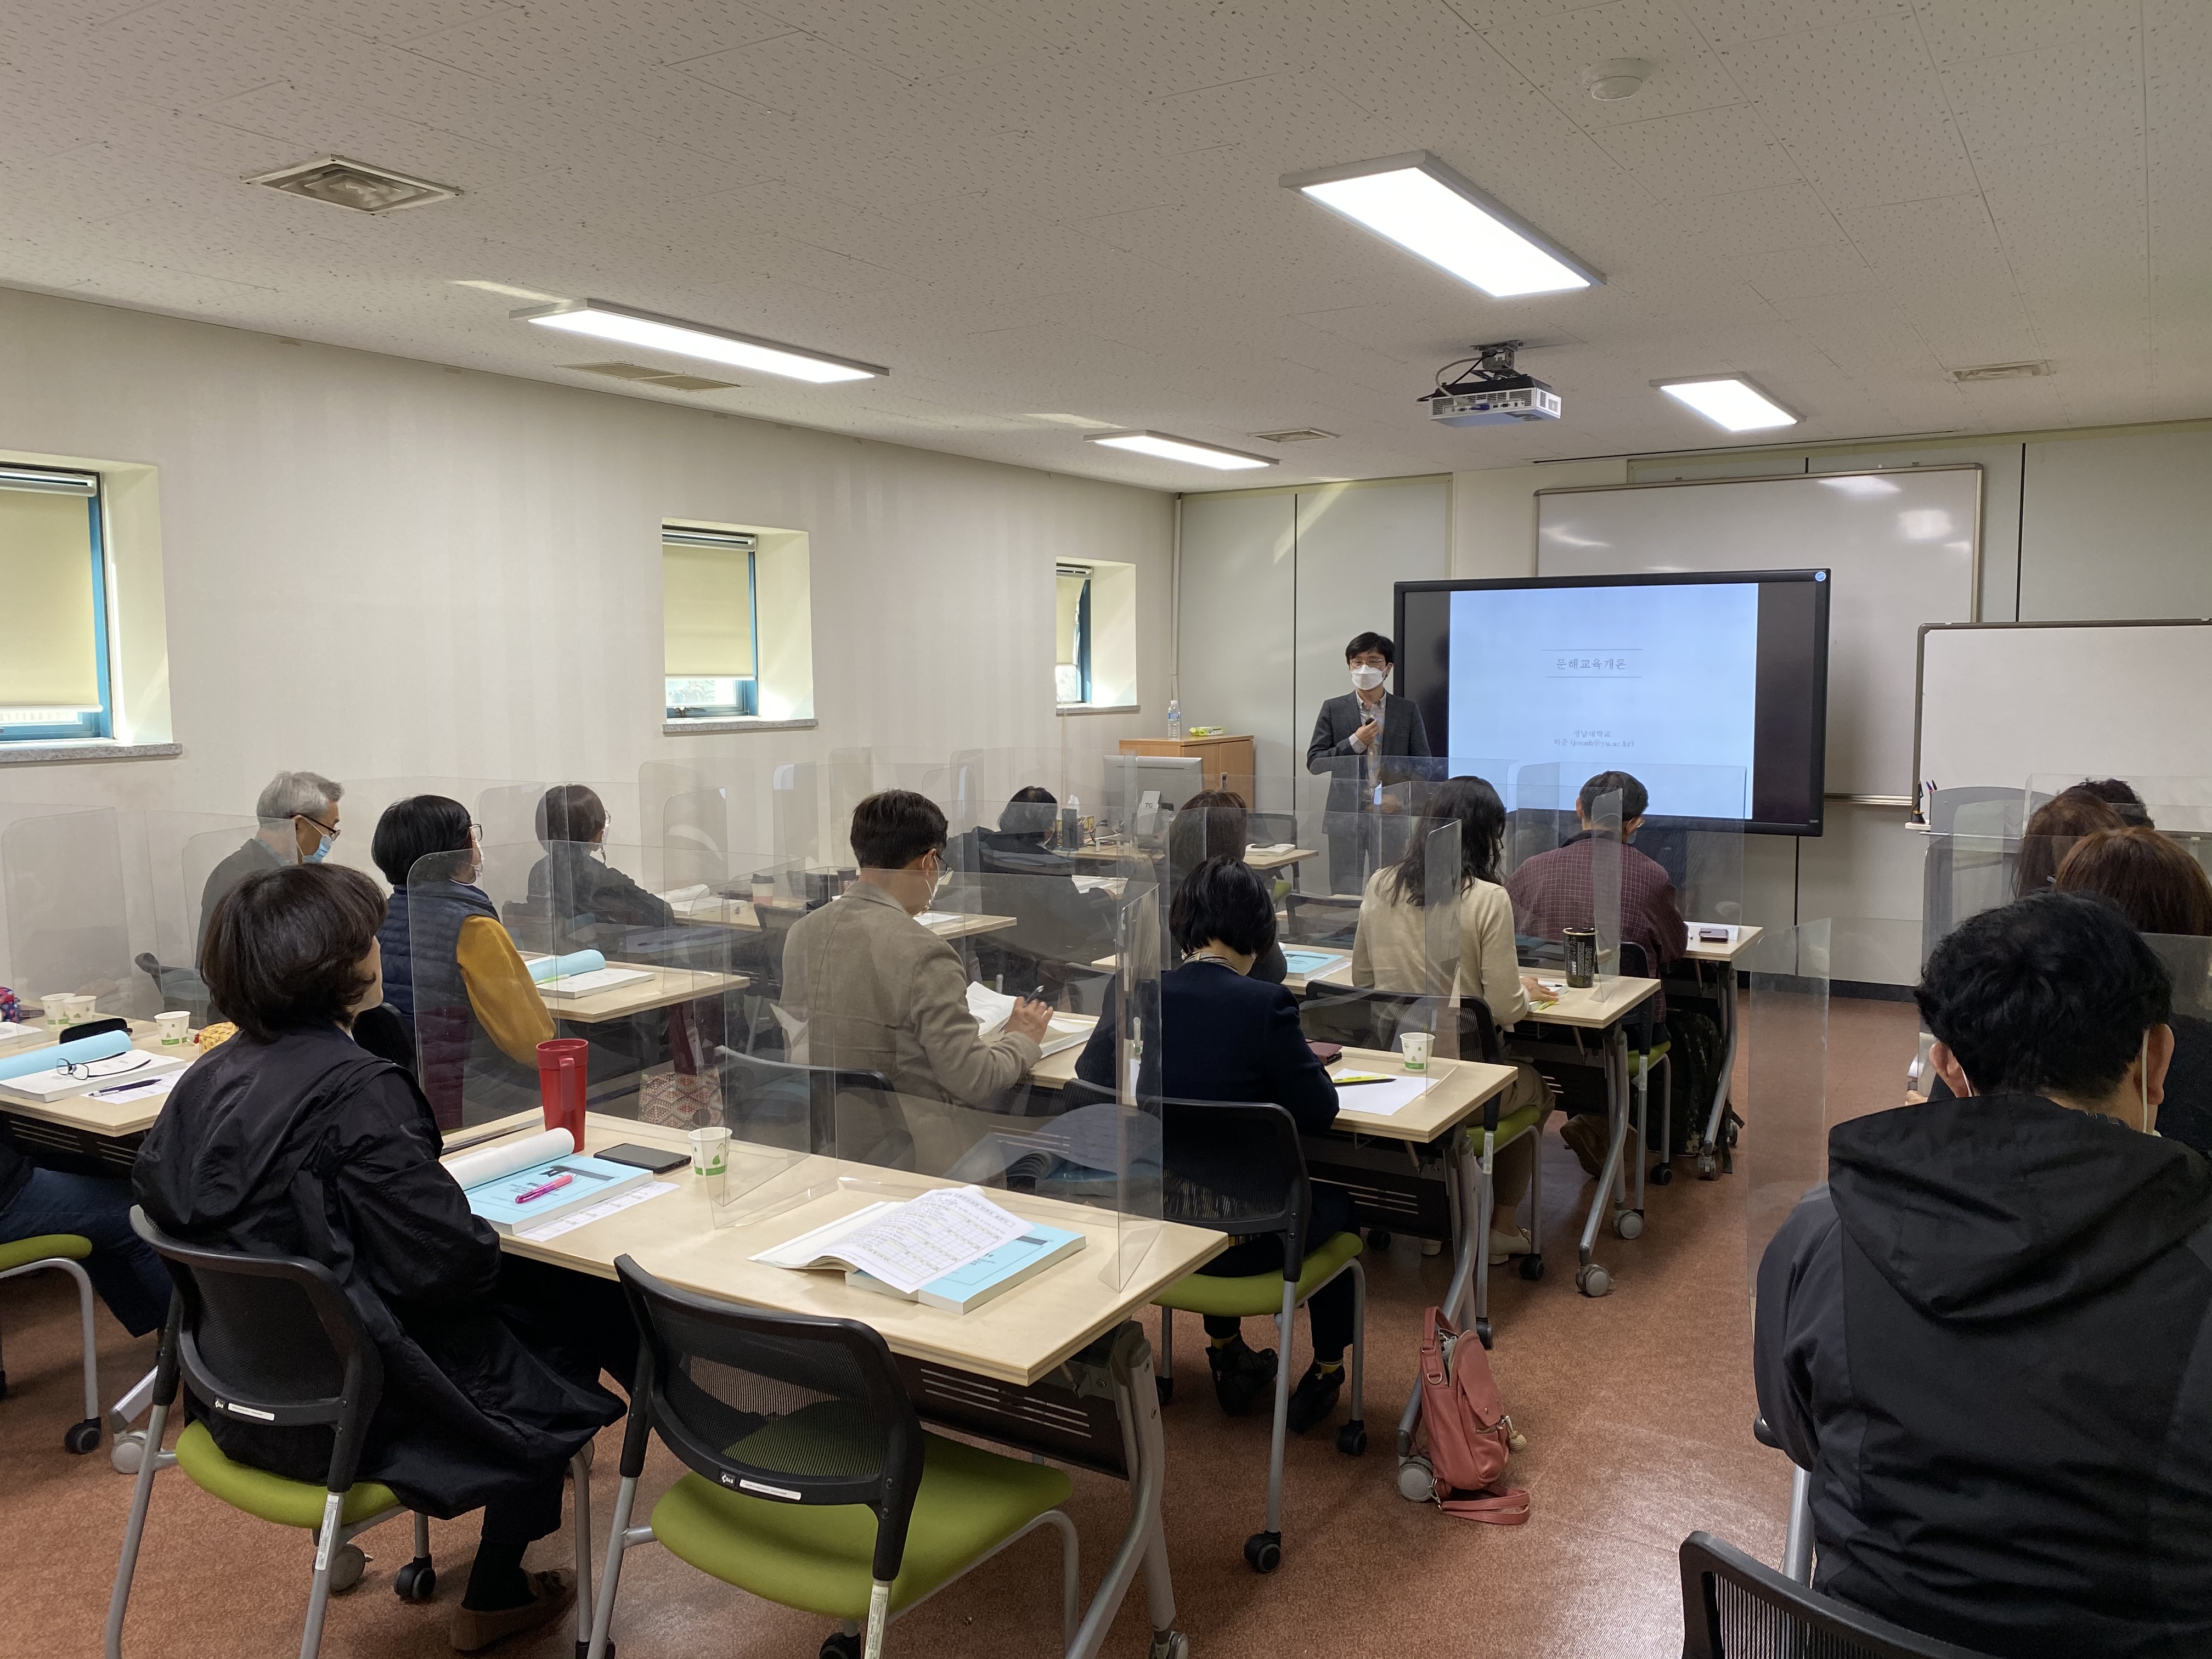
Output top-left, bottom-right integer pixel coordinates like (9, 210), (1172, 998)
(1207, 1337), (1278, 1417)
(1285, 1363), (1344, 1435)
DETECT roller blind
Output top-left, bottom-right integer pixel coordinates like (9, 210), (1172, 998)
(1056, 571), (1088, 668)
(0, 485), (100, 707)
(663, 540), (756, 678)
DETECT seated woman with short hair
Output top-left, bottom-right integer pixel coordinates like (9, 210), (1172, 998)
(1073, 856), (1353, 1436)
(133, 864), (629, 1652)
(1351, 775), (1554, 1255)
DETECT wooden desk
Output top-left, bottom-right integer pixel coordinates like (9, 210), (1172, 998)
(454, 1110), (1217, 1659)
(0, 1020), (202, 1152)
(1683, 922), (1764, 963)
(1245, 845), (1317, 874)
(537, 962), (749, 1024)
(1071, 842), (1316, 876)
(1673, 922), (1761, 1178)
(676, 899), (1018, 944)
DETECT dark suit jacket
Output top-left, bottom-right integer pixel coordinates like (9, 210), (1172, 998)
(1306, 691), (1432, 818)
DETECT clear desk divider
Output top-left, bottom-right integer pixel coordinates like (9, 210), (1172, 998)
(336, 777), (527, 882)
(1505, 763), (1569, 878)
(1587, 788), (1624, 1006)
(1744, 922), (1832, 1299)
(2148, 932), (2212, 1024)
(1415, 816), (1465, 1048)
(0, 804), (137, 1023)
(144, 814), (262, 1020)
(406, 842), (544, 1131)
(2025, 773), (2212, 837)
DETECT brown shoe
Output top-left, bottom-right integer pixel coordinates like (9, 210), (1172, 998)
(449, 1570), (575, 1654)
(1560, 1113), (1609, 1180)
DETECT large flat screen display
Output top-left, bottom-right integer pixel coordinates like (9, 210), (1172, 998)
(1396, 570), (1830, 834)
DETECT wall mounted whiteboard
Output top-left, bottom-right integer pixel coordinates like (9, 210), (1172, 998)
(1916, 621), (2212, 797)
(1537, 468), (1982, 800)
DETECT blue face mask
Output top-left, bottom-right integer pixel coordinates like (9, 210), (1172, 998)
(303, 832), (334, 864)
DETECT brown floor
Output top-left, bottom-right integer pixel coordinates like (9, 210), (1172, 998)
(0, 995), (1921, 1659)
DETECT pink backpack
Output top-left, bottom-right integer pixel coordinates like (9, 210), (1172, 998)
(1414, 1306), (1530, 1525)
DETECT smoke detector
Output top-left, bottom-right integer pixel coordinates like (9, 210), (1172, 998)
(1949, 360), (2051, 382)
(1583, 58), (1654, 100)
(247, 156), (460, 214)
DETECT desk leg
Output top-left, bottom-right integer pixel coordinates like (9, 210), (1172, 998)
(1396, 1128), (1487, 1470)
(1069, 1327), (1186, 1659)
(1576, 1031), (1637, 1297)
(1696, 962), (1741, 1179)
(107, 1366), (160, 1475)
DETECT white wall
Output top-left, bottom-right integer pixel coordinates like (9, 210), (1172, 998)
(0, 288), (1174, 819)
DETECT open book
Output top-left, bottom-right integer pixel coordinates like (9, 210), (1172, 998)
(964, 983), (1091, 1058)
(753, 1186), (1086, 1311)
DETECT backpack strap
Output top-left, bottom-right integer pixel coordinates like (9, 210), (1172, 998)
(1437, 1486), (1530, 1526)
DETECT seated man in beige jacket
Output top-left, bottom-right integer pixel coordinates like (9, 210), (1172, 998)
(782, 791), (1052, 1166)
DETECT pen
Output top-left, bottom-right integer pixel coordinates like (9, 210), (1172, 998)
(514, 1173), (574, 1204)
(87, 1077), (168, 1100)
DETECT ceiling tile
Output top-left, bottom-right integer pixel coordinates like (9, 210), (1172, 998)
(1593, 101), (1802, 200)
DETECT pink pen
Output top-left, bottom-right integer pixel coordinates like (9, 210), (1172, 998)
(514, 1172), (574, 1204)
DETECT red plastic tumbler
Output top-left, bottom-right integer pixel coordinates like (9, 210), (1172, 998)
(537, 1038), (590, 1144)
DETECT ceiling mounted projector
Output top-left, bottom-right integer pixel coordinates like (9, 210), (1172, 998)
(1423, 341), (1561, 426)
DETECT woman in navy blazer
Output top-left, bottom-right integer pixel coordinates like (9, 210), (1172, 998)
(1075, 857), (1354, 1434)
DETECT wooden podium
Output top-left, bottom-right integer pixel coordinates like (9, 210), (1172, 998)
(1119, 734), (1255, 802)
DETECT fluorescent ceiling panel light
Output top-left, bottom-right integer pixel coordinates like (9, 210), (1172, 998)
(1655, 375), (1800, 432)
(515, 300), (885, 385)
(1280, 152), (1601, 298)
(1084, 431), (1276, 471)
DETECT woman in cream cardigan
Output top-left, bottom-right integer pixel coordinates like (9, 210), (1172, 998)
(1351, 775), (1553, 1257)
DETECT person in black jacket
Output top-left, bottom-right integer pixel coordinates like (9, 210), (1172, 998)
(1757, 891), (2212, 1659)
(958, 787), (1119, 996)
(1074, 857), (1351, 1433)
(526, 784), (676, 949)
(134, 864), (631, 1654)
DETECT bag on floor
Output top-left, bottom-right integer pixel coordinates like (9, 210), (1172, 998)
(1650, 1008), (1723, 1153)
(1414, 1306), (1530, 1525)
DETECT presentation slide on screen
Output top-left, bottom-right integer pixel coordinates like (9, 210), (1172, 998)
(1449, 584), (1757, 819)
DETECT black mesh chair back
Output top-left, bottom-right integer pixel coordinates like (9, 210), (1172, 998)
(129, 1207), (381, 1492)
(613, 1255), (924, 1582)
(1058, 1081), (1310, 1257)
(1616, 942), (1663, 1049)
(1299, 986), (1501, 1064)
(1680, 1532), (1997, 1659)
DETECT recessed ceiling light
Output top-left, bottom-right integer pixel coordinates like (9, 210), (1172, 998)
(248, 156), (459, 213)
(1280, 152), (1601, 299)
(453, 278), (562, 302)
(1084, 431), (1277, 471)
(1654, 375), (1800, 432)
(515, 299), (885, 385)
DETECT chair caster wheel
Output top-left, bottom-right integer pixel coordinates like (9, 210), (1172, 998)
(578, 1641), (611, 1659)
(1397, 1455), (1434, 1502)
(1148, 1632), (1190, 1659)
(1336, 1420), (1367, 1456)
(394, 1559), (437, 1602)
(65, 1417), (103, 1455)
(1721, 1148), (1735, 1175)
(1698, 1156), (1717, 1181)
(1615, 1210), (1643, 1240)
(1651, 1163), (1673, 1186)
(1475, 1317), (1493, 1350)
(1518, 1253), (1544, 1282)
(1243, 1531), (1282, 1573)
(1155, 1375), (1172, 1405)
(328, 1543), (366, 1594)
(821, 1633), (861, 1659)
(1367, 1229), (1391, 1254)
(1577, 1263), (1611, 1297)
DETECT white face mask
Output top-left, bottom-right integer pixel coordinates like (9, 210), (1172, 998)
(1350, 664), (1386, 692)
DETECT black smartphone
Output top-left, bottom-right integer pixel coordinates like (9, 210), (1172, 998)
(595, 1143), (690, 1174)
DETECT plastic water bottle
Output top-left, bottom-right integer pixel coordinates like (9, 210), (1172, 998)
(1166, 699), (1183, 741)
(1062, 794), (1083, 849)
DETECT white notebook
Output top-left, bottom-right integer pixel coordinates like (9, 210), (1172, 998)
(537, 966), (654, 1000)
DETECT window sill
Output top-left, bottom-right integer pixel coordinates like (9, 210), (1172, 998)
(1056, 703), (1141, 717)
(0, 739), (182, 765)
(663, 716), (819, 736)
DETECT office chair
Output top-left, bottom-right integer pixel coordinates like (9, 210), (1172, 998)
(1679, 1531), (1997, 1659)
(585, 1256), (1079, 1659)
(1616, 941), (1675, 1188)
(1133, 1091), (1368, 1574)
(106, 1209), (596, 1659)
(0, 1233), (105, 1453)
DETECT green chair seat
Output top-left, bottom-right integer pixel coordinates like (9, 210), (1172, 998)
(174, 1420), (399, 1530)
(650, 1404), (1072, 1621)
(0, 1234), (91, 1274)
(1463, 1101), (1545, 1151)
(1154, 1229), (1363, 1319)
(1628, 1039), (1672, 1064)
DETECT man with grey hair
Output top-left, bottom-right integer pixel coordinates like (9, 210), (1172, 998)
(196, 771), (345, 962)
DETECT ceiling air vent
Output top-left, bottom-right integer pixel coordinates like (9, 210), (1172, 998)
(1949, 360), (2051, 383)
(1255, 427), (1336, 443)
(247, 156), (460, 213)
(566, 362), (739, 392)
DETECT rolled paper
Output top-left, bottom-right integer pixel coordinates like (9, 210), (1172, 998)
(442, 1127), (574, 1189)
(527, 950), (607, 984)
(0, 1025), (131, 1082)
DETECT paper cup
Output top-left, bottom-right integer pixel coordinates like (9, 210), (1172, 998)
(1398, 1030), (1432, 1073)
(689, 1125), (730, 1177)
(154, 1011), (191, 1046)
(47, 994), (93, 1030)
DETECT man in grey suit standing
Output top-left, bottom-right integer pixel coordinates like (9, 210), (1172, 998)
(1306, 630), (1434, 894)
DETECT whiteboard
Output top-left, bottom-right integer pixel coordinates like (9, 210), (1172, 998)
(1538, 469), (1982, 799)
(1917, 622), (2212, 796)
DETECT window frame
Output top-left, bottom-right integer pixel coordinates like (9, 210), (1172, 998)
(1056, 564), (1095, 708)
(0, 467), (113, 746)
(663, 528), (760, 722)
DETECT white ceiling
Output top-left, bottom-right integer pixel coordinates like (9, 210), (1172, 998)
(2, 0), (2202, 489)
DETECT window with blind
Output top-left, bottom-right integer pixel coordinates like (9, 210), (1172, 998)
(664, 528), (760, 720)
(1055, 566), (1093, 706)
(0, 466), (111, 743)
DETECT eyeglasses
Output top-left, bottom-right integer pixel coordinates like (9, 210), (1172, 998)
(59, 1053), (153, 1082)
(297, 812), (341, 840)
